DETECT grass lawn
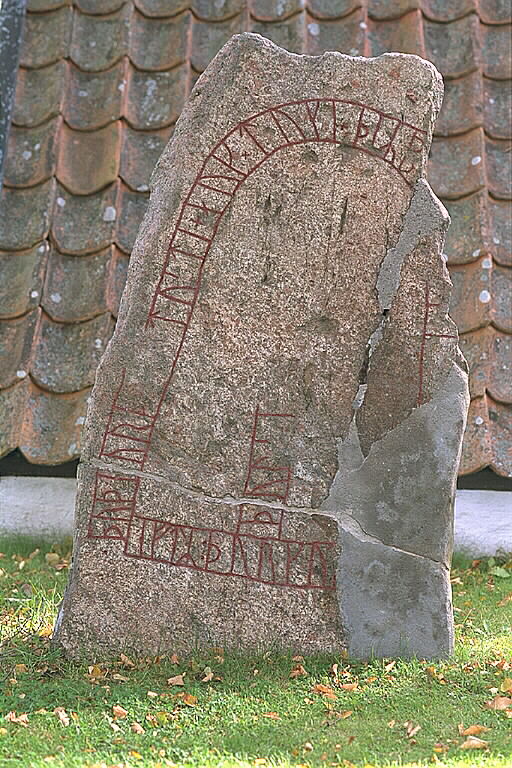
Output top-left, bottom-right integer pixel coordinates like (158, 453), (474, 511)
(0, 536), (510, 768)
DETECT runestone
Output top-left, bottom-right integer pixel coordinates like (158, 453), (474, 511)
(54, 34), (469, 659)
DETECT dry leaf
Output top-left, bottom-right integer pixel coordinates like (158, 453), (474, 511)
(145, 714), (158, 726)
(404, 721), (421, 739)
(384, 660), (396, 672)
(15, 664), (28, 675)
(290, 664), (307, 679)
(261, 712), (280, 720)
(340, 682), (358, 692)
(485, 695), (512, 710)
(112, 674), (129, 682)
(462, 724), (491, 736)
(201, 667), (214, 683)
(131, 721), (145, 734)
(112, 705), (128, 719)
(45, 553), (60, 566)
(460, 736), (488, 750)
(170, 653), (180, 665)
(500, 678), (512, 693)
(5, 711), (28, 727)
(292, 655), (305, 662)
(312, 683), (337, 700)
(366, 676), (377, 684)
(146, 691), (159, 698)
(433, 743), (449, 753)
(303, 741), (314, 752)
(106, 716), (120, 732)
(129, 751), (143, 760)
(337, 710), (353, 719)
(181, 693), (197, 707)
(119, 653), (135, 668)
(53, 707), (70, 727)
(497, 593), (512, 606)
(167, 674), (185, 686)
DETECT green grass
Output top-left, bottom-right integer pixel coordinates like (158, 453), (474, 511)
(0, 537), (511, 768)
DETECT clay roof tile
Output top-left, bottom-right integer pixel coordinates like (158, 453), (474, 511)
(481, 22), (512, 79)
(307, 9), (368, 56)
(0, 381), (29, 459)
(12, 62), (65, 128)
(459, 326), (491, 398)
(434, 70), (483, 137)
(367, 0), (419, 20)
(75, 0), (126, 13)
(51, 182), (117, 255)
(488, 198), (511, 266)
(20, 385), (89, 464)
(130, 9), (190, 71)
(421, 0), (475, 22)
(485, 137), (512, 199)
(0, 244), (48, 319)
(133, 0), (189, 16)
(423, 14), (480, 78)
(252, 14), (307, 53)
(119, 123), (173, 191)
(449, 257), (493, 333)
(478, 0), (511, 24)
(483, 78), (512, 139)
(64, 62), (124, 131)
(0, 311), (39, 389)
(125, 64), (187, 128)
(460, 395), (494, 473)
(3, 119), (59, 189)
(489, 399), (512, 476)
(57, 122), (121, 196)
(0, 181), (54, 251)
(309, 0), (361, 19)
(27, 0), (70, 10)
(115, 184), (149, 253)
(429, 129), (486, 199)
(443, 190), (489, 266)
(31, 312), (114, 393)
(70, 5), (130, 72)
(41, 246), (113, 323)
(191, 17), (244, 72)
(491, 263), (512, 332)
(20, 7), (71, 69)
(193, 0), (243, 20)
(367, 10), (425, 57)
(250, 0), (304, 23)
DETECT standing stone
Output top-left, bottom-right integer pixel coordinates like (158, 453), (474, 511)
(54, 34), (469, 659)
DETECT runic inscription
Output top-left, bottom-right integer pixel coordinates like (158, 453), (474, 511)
(90, 405), (336, 591)
(417, 283), (458, 406)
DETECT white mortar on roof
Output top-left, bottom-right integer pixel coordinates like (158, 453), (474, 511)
(0, 478), (510, 556)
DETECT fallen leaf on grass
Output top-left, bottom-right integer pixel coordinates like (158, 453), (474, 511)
(15, 664), (28, 675)
(106, 715), (120, 732)
(433, 743), (449, 753)
(131, 721), (145, 734)
(339, 682), (358, 692)
(500, 678), (512, 693)
(460, 736), (488, 749)
(146, 691), (159, 698)
(53, 707), (70, 727)
(312, 683), (337, 700)
(290, 664), (307, 679)
(497, 593), (512, 606)
(5, 711), (28, 727)
(112, 705), (128, 719)
(201, 667), (214, 683)
(119, 653), (135, 668)
(112, 673), (129, 682)
(485, 695), (512, 710)
(86, 665), (106, 682)
(403, 720), (421, 739)
(459, 724), (491, 736)
(167, 674), (185, 686)
(176, 692), (197, 707)
(170, 653), (180, 665)
(384, 660), (396, 673)
(261, 712), (280, 720)
(129, 751), (143, 760)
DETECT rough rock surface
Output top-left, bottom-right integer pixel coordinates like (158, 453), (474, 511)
(54, 34), (469, 659)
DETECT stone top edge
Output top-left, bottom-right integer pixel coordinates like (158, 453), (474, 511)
(225, 32), (444, 84)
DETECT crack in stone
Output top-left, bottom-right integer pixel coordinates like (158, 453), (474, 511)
(87, 456), (447, 569)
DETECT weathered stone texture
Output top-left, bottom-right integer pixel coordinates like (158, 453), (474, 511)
(54, 34), (469, 659)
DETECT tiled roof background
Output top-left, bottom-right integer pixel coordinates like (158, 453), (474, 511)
(0, 0), (510, 475)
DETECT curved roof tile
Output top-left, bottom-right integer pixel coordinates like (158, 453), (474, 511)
(2, 0), (510, 476)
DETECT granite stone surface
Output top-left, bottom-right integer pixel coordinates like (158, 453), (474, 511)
(54, 34), (469, 659)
